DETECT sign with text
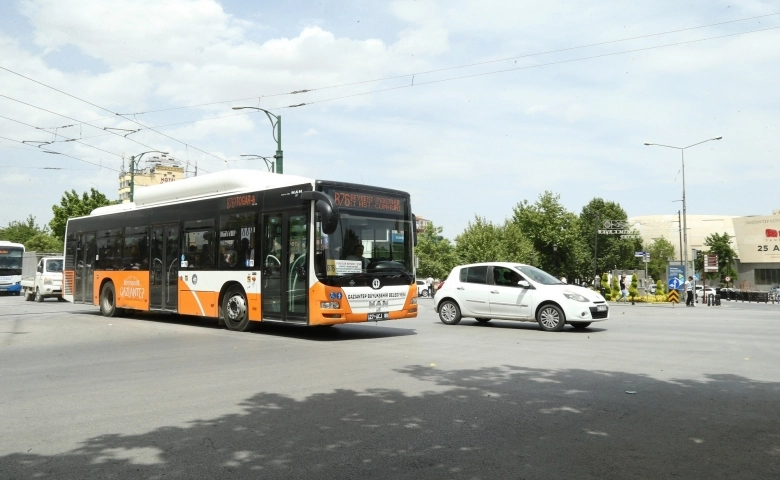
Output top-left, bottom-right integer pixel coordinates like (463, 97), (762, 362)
(731, 215), (780, 263)
(704, 254), (719, 273)
(330, 190), (405, 213)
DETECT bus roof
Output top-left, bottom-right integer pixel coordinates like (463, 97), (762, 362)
(91, 169), (314, 216)
(0, 241), (25, 249)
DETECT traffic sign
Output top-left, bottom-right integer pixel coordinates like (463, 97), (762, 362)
(668, 277), (681, 290)
(704, 254), (718, 273)
(694, 274), (699, 281)
(725, 276), (731, 282)
(621, 234), (641, 239)
(635, 251), (646, 257)
(667, 290), (679, 303)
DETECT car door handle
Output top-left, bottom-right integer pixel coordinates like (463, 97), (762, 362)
(490, 290), (499, 294)
(457, 287), (465, 290)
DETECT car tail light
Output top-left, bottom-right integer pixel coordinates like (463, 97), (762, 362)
(437, 281), (445, 290)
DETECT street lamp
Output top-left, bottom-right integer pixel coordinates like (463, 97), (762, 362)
(552, 244), (558, 272)
(129, 150), (168, 202)
(232, 107), (283, 174)
(240, 154), (275, 173)
(644, 136), (722, 276)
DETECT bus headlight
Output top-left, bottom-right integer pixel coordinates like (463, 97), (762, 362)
(411, 297), (418, 305)
(320, 301), (340, 309)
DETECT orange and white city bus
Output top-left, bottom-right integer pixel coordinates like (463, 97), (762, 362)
(63, 170), (419, 331)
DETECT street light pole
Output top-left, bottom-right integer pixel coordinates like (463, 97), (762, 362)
(130, 150), (168, 202)
(644, 136), (722, 277)
(232, 107), (283, 174)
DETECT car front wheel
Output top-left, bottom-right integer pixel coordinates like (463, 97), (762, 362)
(537, 304), (565, 332)
(438, 300), (462, 325)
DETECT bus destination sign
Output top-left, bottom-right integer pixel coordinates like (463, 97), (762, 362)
(225, 193), (257, 210)
(332, 191), (403, 212)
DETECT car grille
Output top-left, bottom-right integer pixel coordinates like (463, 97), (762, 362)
(589, 306), (609, 319)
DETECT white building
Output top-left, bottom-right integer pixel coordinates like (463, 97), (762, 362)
(629, 211), (780, 290)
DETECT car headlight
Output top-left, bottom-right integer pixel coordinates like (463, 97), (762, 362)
(563, 291), (589, 302)
(44, 277), (53, 285)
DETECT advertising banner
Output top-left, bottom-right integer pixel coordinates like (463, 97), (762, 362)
(732, 215), (780, 263)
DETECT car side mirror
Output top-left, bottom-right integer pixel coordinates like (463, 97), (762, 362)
(518, 280), (531, 289)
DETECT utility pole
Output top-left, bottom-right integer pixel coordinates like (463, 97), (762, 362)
(593, 212), (599, 286)
(129, 150), (168, 202)
(232, 107), (283, 174)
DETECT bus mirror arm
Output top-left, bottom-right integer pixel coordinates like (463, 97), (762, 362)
(301, 191), (340, 235)
(412, 214), (418, 247)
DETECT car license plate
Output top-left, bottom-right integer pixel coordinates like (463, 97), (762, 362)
(368, 312), (389, 321)
(597, 305), (607, 311)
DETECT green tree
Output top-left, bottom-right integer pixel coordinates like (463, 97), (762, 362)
(647, 238), (676, 281)
(611, 274), (620, 300)
(454, 216), (536, 265)
(629, 273), (639, 302)
(415, 222), (456, 280)
(700, 232), (738, 284)
(512, 191), (583, 278)
(579, 198), (643, 281)
(0, 215), (44, 244)
(50, 188), (113, 241)
(25, 233), (63, 253)
(455, 216), (505, 264)
(601, 273), (610, 297)
(0, 215), (62, 252)
(656, 279), (665, 296)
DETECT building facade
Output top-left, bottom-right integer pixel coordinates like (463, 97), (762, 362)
(629, 211), (780, 290)
(118, 156), (186, 203)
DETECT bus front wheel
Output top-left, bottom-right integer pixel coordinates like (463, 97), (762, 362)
(222, 286), (251, 332)
(100, 282), (120, 317)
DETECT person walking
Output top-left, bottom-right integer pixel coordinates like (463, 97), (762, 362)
(426, 275), (434, 297)
(617, 275), (628, 303)
(685, 276), (694, 306)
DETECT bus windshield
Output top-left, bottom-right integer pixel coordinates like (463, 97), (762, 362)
(315, 207), (414, 282)
(0, 247), (24, 276)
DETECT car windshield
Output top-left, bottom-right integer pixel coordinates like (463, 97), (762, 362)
(46, 259), (64, 272)
(514, 265), (563, 285)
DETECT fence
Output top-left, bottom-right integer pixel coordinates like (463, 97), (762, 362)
(718, 289), (771, 303)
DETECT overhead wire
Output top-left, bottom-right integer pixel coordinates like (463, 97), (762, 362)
(0, 134), (120, 171)
(0, 66), (225, 170)
(276, 24), (780, 110)
(109, 12), (780, 116)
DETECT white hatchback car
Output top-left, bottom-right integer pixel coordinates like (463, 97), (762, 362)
(434, 262), (609, 331)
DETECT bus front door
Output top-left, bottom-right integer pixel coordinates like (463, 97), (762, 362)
(150, 224), (179, 311)
(262, 212), (308, 322)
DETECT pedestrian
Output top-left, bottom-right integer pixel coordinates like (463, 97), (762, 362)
(426, 275), (434, 297)
(617, 275), (628, 302)
(685, 276), (694, 306)
(560, 275), (567, 284)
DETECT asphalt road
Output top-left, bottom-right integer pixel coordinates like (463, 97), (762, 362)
(1, 294), (779, 479)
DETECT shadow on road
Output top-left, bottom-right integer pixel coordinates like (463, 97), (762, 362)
(2, 365), (777, 478)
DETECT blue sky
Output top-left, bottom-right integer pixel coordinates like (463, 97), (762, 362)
(1, 0), (778, 239)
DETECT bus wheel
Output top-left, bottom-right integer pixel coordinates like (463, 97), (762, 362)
(99, 282), (120, 317)
(223, 286), (251, 332)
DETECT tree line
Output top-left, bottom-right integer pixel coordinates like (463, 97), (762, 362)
(415, 191), (738, 285)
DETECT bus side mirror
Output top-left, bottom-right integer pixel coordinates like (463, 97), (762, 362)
(301, 191), (339, 235)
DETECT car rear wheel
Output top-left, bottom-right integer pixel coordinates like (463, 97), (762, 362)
(537, 304), (565, 332)
(420, 290), (430, 298)
(24, 289), (33, 301)
(34, 288), (44, 303)
(475, 318), (491, 323)
(438, 300), (462, 325)
(569, 322), (591, 329)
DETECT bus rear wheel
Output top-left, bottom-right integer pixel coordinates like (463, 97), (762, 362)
(100, 282), (120, 317)
(223, 286), (252, 332)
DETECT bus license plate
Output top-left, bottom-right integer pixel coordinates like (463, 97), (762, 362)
(597, 305), (607, 311)
(368, 312), (389, 321)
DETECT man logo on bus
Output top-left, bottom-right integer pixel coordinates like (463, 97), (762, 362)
(371, 278), (381, 290)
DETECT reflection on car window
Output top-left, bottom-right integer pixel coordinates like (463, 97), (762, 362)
(514, 265), (563, 285)
(493, 266), (521, 287)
